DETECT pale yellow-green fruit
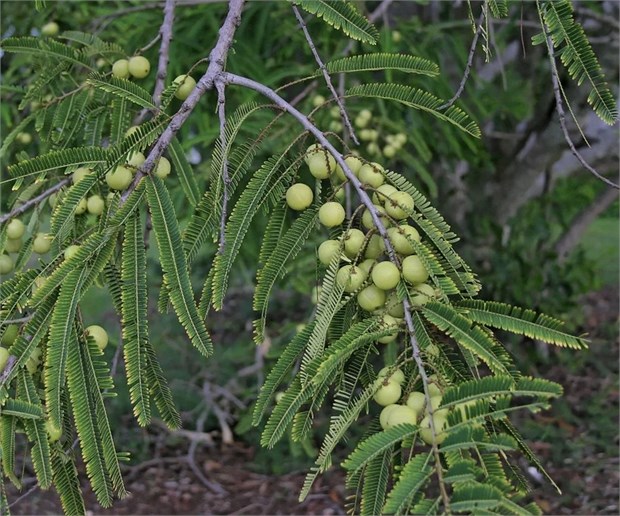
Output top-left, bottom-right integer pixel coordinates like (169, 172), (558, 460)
(1, 325), (18, 346)
(358, 162), (385, 188)
(75, 198), (87, 215)
(383, 145), (396, 158)
(318, 240), (341, 266)
(16, 132), (32, 144)
(173, 74), (196, 100)
(373, 379), (401, 406)
(357, 258), (376, 275)
(96, 58), (107, 69)
(372, 184), (398, 205)
(0, 254), (14, 274)
(410, 282), (435, 307)
(379, 404), (399, 430)
(312, 94), (325, 107)
(274, 391), (285, 403)
(87, 195), (105, 215)
(377, 313), (400, 344)
(429, 395), (442, 411)
(328, 120), (343, 133)
(329, 106), (340, 118)
(371, 261), (401, 291)
(426, 343), (440, 357)
(6, 219), (25, 239)
(112, 59), (130, 79)
(419, 412), (449, 445)
(41, 21), (59, 36)
(364, 234), (383, 260)
(86, 324), (109, 351)
(402, 255), (429, 284)
(391, 30), (402, 43)
(385, 191), (414, 220)
(72, 167), (92, 184)
(0, 347), (10, 372)
(306, 148), (335, 179)
(125, 125), (140, 138)
(336, 154), (364, 180)
(354, 116), (369, 129)
(32, 233), (51, 254)
(5, 237), (22, 253)
(128, 56), (150, 79)
(406, 392), (426, 414)
(428, 382), (442, 398)
(359, 109), (372, 121)
(64, 245), (80, 260)
(361, 206), (390, 230)
(386, 225), (420, 255)
(286, 183), (313, 211)
(318, 202), (345, 228)
(378, 366), (405, 385)
(343, 228), (365, 258)
(334, 186), (346, 203)
(357, 284), (386, 311)
(32, 276), (46, 296)
(26, 357), (39, 374)
(336, 265), (367, 293)
(45, 420), (62, 442)
(155, 157), (171, 179)
(366, 142), (380, 155)
(384, 405), (417, 430)
(386, 291), (405, 318)
(126, 150), (145, 169)
(106, 166), (133, 190)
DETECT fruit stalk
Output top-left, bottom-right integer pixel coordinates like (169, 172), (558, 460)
(223, 71), (451, 511)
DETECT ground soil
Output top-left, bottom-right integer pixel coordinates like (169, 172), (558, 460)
(6, 288), (618, 515)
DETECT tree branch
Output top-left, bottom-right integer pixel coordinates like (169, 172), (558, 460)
(120, 0), (245, 204)
(0, 178), (70, 225)
(439, 8), (485, 111)
(545, 35), (619, 189)
(223, 71), (451, 512)
(153, 0), (176, 107)
(292, 6), (359, 145)
(215, 79), (230, 254)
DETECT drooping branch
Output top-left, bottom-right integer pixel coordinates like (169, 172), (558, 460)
(223, 71), (451, 512)
(545, 35), (619, 190)
(215, 79), (230, 254)
(292, 6), (359, 146)
(153, 0), (176, 106)
(120, 0), (245, 204)
(0, 177), (70, 225)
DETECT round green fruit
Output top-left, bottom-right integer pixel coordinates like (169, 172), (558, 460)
(64, 245), (80, 260)
(72, 167), (92, 184)
(385, 191), (414, 220)
(0, 347), (9, 372)
(0, 254), (14, 274)
(358, 162), (385, 188)
(6, 219), (25, 239)
(357, 258), (376, 275)
(372, 184), (398, 205)
(126, 150), (145, 169)
(173, 74), (196, 100)
(384, 405), (417, 430)
(16, 132), (32, 144)
(361, 205), (390, 230)
(340, 154), (364, 179)
(371, 261), (401, 291)
(5, 237), (22, 253)
(1, 325), (18, 346)
(386, 291), (405, 318)
(128, 56), (150, 79)
(32, 233), (51, 254)
(75, 198), (87, 215)
(402, 255), (429, 284)
(364, 234), (383, 260)
(87, 195), (105, 215)
(373, 379), (401, 406)
(386, 225), (420, 255)
(106, 166), (133, 190)
(318, 202), (345, 228)
(428, 382), (442, 398)
(378, 366), (405, 385)
(410, 283), (435, 307)
(318, 240), (341, 266)
(379, 404), (399, 430)
(41, 21), (59, 36)
(286, 183), (313, 211)
(357, 284), (386, 311)
(336, 265), (367, 293)
(406, 392), (426, 415)
(429, 395), (442, 411)
(86, 325), (108, 351)
(383, 145), (396, 158)
(312, 94), (325, 107)
(45, 420), (62, 442)
(112, 59), (130, 79)
(419, 411), (449, 445)
(155, 157), (171, 179)
(343, 228), (365, 258)
(377, 313), (400, 344)
(305, 147), (335, 179)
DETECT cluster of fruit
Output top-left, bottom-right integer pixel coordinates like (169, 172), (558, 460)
(354, 109), (408, 159)
(286, 144), (436, 330)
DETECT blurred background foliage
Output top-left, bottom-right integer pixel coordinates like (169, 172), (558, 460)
(1, 0), (618, 509)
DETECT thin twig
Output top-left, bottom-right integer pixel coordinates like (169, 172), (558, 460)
(8, 484), (39, 509)
(1, 315), (33, 325)
(545, 35), (619, 189)
(216, 80), (230, 254)
(136, 33), (162, 55)
(120, 0), (245, 205)
(292, 6), (359, 145)
(438, 8), (485, 110)
(0, 178), (70, 225)
(223, 71), (452, 512)
(153, 0), (176, 106)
